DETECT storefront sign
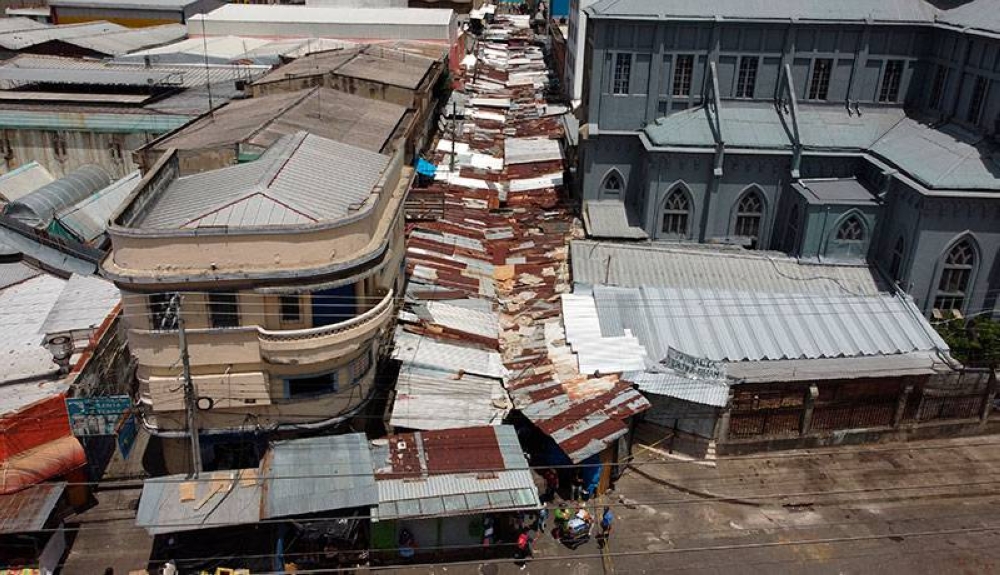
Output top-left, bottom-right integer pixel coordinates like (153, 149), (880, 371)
(660, 347), (726, 380)
(117, 413), (138, 460)
(66, 396), (131, 436)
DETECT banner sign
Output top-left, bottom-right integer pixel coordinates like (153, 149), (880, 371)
(117, 413), (138, 460)
(660, 347), (726, 380)
(66, 395), (131, 436)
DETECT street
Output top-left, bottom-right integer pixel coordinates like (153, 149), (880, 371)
(391, 431), (1000, 574)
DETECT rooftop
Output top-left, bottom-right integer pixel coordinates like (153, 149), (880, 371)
(253, 44), (438, 90)
(583, 199), (648, 240)
(58, 23), (186, 56)
(642, 103), (1000, 192)
(55, 171), (140, 244)
(117, 35), (353, 65)
(192, 4), (455, 26)
(0, 20), (125, 51)
(586, 0), (939, 24)
(571, 240), (885, 295)
(149, 87), (408, 155)
(390, 365), (510, 431)
(370, 425), (539, 520)
(792, 178), (878, 205)
(130, 131), (391, 229)
(50, 0), (216, 9)
(0, 161), (54, 204)
(0, 482), (65, 535)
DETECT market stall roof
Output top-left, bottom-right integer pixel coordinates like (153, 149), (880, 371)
(0, 482), (65, 534)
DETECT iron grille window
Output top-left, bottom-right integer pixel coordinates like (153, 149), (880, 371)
(208, 292), (240, 329)
(149, 293), (178, 330)
(350, 350), (373, 385)
(613, 53), (632, 95)
(736, 57), (758, 98)
(807, 59), (832, 100)
(966, 76), (989, 124)
(835, 216), (865, 241)
(890, 237), (905, 283)
(878, 60), (904, 103)
(935, 240), (975, 311)
(673, 55), (694, 97)
(280, 295), (301, 323)
(734, 190), (763, 240)
(929, 65), (948, 110)
(661, 188), (690, 236)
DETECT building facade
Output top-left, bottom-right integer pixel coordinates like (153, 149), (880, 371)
(103, 132), (410, 473)
(577, 0), (1000, 318)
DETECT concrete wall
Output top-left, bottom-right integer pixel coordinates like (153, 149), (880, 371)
(920, 30), (1000, 135)
(584, 19), (930, 132)
(0, 128), (156, 179)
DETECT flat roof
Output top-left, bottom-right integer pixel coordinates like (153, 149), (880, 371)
(50, 0), (211, 9)
(133, 131), (390, 229)
(793, 178), (878, 205)
(193, 4), (455, 26)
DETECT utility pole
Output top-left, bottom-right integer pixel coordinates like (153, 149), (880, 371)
(171, 294), (202, 477)
(450, 100), (457, 172)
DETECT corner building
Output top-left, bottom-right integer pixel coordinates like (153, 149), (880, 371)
(577, 0), (1000, 318)
(104, 131), (408, 473)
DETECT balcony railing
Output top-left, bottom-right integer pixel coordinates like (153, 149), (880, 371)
(257, 289), (395, 343)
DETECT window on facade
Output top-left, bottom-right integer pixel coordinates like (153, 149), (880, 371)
(601, 171), (623, 196)
(613, 53), (632, 95)
(208, 292), (240, 329)
(929, 65), (948, 110)
(287, 372), (338, 398)
(350, 350), (373, 385)
(734, 190), (764, 242)
(967, 76), (989, 124)
(807, 58), (832, 100)
(736, 57), (758, 98)
(934, 240), (975, 311)
(878, 60), (904, 103)
(149, 292), (178, 330)
(835, 216), (865, 242)
(890, 237), (905, 283)
(280, 295), (301, 323)
(783, 207), (800, 253)
(672, 55), (694, 97)
(661, 188), (690, 236)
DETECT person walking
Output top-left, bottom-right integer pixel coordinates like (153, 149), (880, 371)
(536, 506), (549, 532)
(542, 468), (559, 502)
(514, 529), (533, 570)
(598, 506), (614, 547)
(571, 470), (584, 501)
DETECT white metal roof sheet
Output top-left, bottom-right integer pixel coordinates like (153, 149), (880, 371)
(622, 370), (730, 407)
(392, 328), (506, 379)
(583, 199), (648, 240)
(40, 273), (119, 335)
(0, 161), (54, 204)
(0, 274), (67, 385)
(194, 4), (455, 26)
(56, 171), (140, 243)
(390, 367), (509, 431)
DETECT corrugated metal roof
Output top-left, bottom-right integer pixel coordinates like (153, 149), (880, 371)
(0, 274), (66, 385)
(0, 67), (175, 89)
(0, 481), (65, 535)
(135, 470), (262, 535)
(622, 370), (730, 407)
(390, 366), (509, 430)
(50, 0), (210, 8)
(4, 165), (111, 229)
(0, 17), (48, 34)
(40, 273), (119, 335)
(56, 171), (139, 244)
(583, 199), (648, 240)
(0, 260), (41, 290)
(263, 433), (377, 519)
(504, 136), (562, 165)
(151, 87), (407, 155)
(136, 131), (389, 228)
(371, 426), (538, 520)
(0, 109), (191, 133)
(0, 161), (55, 204)
(63, 23), (186, 56)
(418, 300), (498, 339)
(194, 4), (455, 26)
(725, 351), (949, 383)
(571, 240), (884, 295)
(0, 21), (126, 50)
(586, 0), (939, 23)
(392, 328), (506, 379)
(0, 223), (97, 277)
(588, 284), (948, 363)
(0, 55), (271, 89)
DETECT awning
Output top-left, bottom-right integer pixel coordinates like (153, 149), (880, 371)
(0, 436), (85, 495)
(0, 481), (66, 534)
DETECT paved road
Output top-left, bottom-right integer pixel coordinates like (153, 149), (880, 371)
(392, 434), (1000, 575)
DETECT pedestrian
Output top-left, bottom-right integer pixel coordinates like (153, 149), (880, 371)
(598, 506), (614, 547)
(483, 516), (495, 546)
(536, 506), (549, 532)
(514, 529), (533, 570)
(553, 506), (571, 536)
(398, 528), (417, 561)
(571, 470), (584, 501)
(542, 468), (559, 502)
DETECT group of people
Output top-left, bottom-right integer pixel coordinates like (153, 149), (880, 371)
(542, 468), (592, 503)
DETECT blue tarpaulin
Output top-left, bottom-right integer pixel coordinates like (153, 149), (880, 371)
(416, 158), (437, 177)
